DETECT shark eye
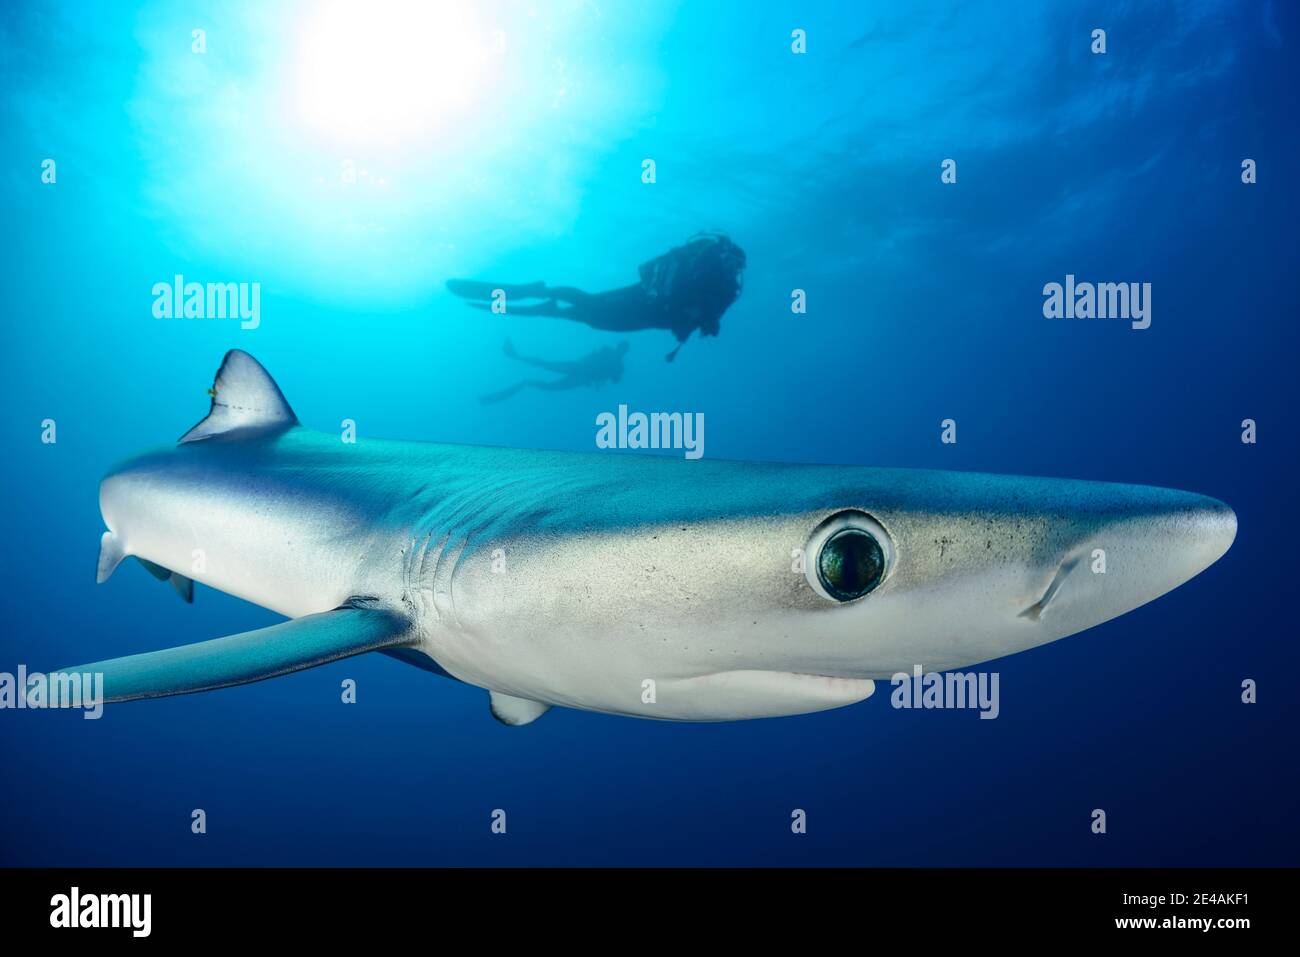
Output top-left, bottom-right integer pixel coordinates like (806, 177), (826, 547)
(805, 510), (893, 602)
(819, 529), (884, 600)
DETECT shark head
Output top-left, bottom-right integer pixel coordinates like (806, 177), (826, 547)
(771, 470), (1236, 675)
(446, 463), (1236, 721)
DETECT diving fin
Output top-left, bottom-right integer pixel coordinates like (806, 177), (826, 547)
(37, 605), (414, 703)
(179, 349), (298, 444)
(488, 690), (551, 726)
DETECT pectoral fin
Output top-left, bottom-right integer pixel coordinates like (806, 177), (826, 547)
(39, 605), (414, 703)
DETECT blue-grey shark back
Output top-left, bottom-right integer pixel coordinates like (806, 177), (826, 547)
(44, 350), (1237, 724)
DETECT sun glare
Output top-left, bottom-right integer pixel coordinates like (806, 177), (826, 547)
(293, 0), (488, 144)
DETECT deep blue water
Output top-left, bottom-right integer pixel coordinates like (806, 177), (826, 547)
(1, 0), (1296, 866)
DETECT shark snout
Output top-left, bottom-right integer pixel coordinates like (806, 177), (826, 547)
(1181, 494), (1237, 566)
(1027, 489), (1236, 631)
(1105, 489), (1235, 582)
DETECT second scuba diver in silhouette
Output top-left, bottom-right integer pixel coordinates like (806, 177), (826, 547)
(479, 338), (630, 405)
(448, 232), (746, 362)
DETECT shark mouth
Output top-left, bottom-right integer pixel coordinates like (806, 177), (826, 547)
(668, 669), (878, 719)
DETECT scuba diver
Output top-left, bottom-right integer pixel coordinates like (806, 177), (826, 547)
(479, 338), (630, 405)
(448, 232), (746, 362)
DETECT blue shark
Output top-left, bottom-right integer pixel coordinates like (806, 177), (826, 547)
(41, 350), (1236, 724)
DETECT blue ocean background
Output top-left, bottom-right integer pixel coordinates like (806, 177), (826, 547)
(2, 0), (1296, 866)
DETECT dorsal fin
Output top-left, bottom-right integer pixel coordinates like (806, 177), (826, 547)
(179, 350), (297, 443)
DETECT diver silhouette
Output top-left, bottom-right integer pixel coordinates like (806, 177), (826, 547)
(448, 232), (746, 362)
(479, 338), (630, 405)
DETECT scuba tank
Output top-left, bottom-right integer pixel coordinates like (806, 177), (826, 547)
(638, 232), (746, 307)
